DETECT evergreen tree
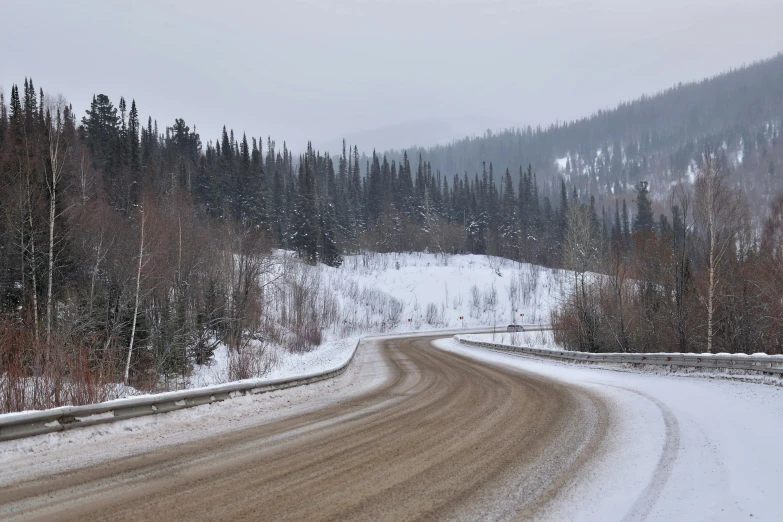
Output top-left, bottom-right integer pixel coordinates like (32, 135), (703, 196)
(658, 213), (672, 238)
(128, 99), (141, 171)
(23, 78), (38, 132)
(632, 181), (655, 233)
(141, 116), (154, 167)
(272, 151), (285, 243)
(319, 202), (342, 267)
(9, 84), (22, 131)
(293, 151), (318, 263)
(611, 200), (623, 252)
(557, 178), (569, 242)
(81, 94), (119, 172)
(621, 199), (631, 248)
(117, 96), (129, 167)
(500, 168), (518, 258)
(0, 92), (7, 147)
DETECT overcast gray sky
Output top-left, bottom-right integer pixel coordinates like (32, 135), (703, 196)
(3, 0), (782, 154)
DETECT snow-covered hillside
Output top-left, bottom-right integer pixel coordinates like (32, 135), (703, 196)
(329, 252), (566, 330)
(191, 252), (569, 387)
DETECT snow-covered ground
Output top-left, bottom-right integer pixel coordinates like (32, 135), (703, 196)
(461, 332), (783, 386)
(331, 251), (565, 329)
(464, 329), (560, 349)
(435, 337), (783, 521)
(188, 337), (360, 388)
(188, 252), (566, 388)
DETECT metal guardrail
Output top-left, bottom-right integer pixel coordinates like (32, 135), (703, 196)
(0, 327), (514, 443)
(0, 339), (362, 442)
(364, 324), (548, 340)
(456, 337), (783, 375)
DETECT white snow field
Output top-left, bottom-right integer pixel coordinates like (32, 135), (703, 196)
(188, 252), (567, 387)
(335, 251), (563, 327)
(435, 337), (783, 522)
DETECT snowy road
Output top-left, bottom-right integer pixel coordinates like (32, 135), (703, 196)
(436, 338), (783, 521)
(1, 334), (781, 521)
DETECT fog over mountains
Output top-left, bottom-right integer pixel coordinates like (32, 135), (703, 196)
(373, 54), (783, 221)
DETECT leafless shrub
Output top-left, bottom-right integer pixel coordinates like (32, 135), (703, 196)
(469, 285), (481, 318)
(506, 273), (519, 311)
(0, 315), (125, 414)
(227, 341), (275, 380)
(425, 302), (445, 326)
(483, 283), (498, 311)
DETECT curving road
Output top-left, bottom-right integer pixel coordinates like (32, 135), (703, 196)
(0, 335), (610, 521)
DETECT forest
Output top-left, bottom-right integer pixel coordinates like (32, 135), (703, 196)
(1, 57), (782, 412)
(383, 53), (783, 227)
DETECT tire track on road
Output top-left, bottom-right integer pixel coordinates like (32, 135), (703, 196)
(0, 335), (611, 521)
(615, 387), (681, 522)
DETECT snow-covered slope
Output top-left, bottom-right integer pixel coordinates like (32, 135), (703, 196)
(329, 252), (566, 330)
(191, 252), (568, 387)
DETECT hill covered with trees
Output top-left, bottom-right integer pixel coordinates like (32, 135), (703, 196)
(380, 53), (783, 225)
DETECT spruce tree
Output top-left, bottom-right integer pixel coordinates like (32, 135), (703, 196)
(621, 199), (631, 248)
(23, 78), (38, 132)
(0, 92), (7, 147)
(632, 181), (654, 234)
(249, 136), (270, 232)
(142, 116), (153, 167)
(118, 96), (129, 167)
(9, 84), (22, 130)
(319, 202), (342, 267)
(81, 94), (119, 172)
(272, 152), (285, 243)
(500, 168), (518, 258)
(293, 153), (318, 264)
(611, 200), (623, 252)
(128, 100), (141, 171)
(557, 179), (569, 242)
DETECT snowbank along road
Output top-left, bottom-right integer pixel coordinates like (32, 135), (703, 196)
(2, 333), (782, 521)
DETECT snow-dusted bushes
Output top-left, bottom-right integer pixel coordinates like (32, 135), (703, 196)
(425, 302), (446, 326)
(0, 315), (131, 414)
(227, 341), (277, 381)
(264, 254), (408, 352)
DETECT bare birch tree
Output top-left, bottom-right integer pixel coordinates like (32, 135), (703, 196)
(562, 202), (603, 351)
(694, 152), (748, 353)
(43, 97), (68, 345)
(125, 209), (146, 384)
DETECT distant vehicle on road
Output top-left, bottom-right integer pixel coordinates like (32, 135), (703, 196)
(506, 324), (524, 332)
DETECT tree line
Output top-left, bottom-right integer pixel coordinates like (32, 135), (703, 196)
(553, 152), (783, 356)
(381, 53), (783, 228)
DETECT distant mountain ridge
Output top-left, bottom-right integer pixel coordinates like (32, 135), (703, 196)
(378, 53), (783, 219)
(321, 116), (516, 158)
